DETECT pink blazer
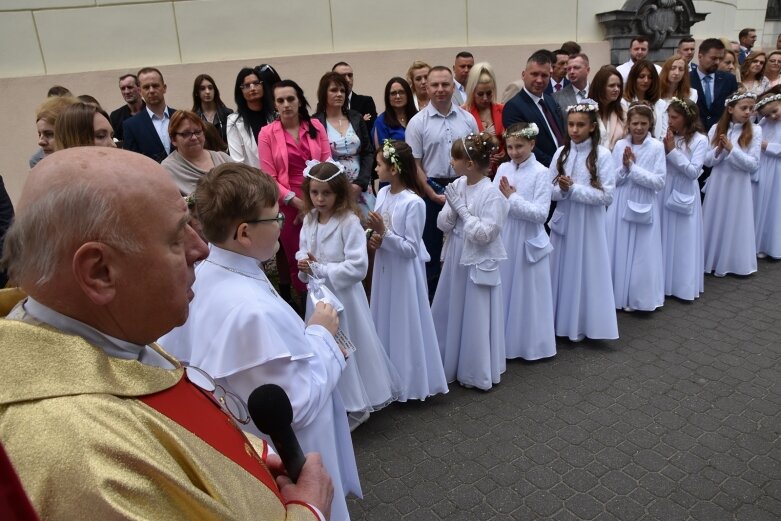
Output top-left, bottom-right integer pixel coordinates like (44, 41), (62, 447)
(258, 118), (331, 200)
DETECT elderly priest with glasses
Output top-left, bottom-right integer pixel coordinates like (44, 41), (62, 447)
(0, 147), (334, 521)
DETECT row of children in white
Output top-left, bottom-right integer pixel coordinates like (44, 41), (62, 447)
(296, 90), (781, 401)
(156, 90), (780, 519)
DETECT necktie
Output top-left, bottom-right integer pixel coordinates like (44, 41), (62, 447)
(578, 90), (587, 99)
(702, 75), (712, 108)
(555, 83), (562, 92)
(539, 99), (564, 145)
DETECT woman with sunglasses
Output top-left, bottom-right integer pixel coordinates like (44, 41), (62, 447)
(162, 110), (233, 195)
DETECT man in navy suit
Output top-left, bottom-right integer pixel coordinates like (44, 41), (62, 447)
(738, 28), (757, 64)
(544, 49), (571, 95)
(689, 38), (739, 132)
(122, 67), (175, 163)
(502, 50), (565, 167)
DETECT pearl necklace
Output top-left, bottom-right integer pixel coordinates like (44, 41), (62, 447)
(204, 259), (278, 296)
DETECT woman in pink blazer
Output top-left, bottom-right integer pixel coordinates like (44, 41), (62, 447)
(259, 79), (331, 297)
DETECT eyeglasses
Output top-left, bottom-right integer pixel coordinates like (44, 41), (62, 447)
(233, 212), (286, 239)
(185, 365), (250, 425)
(174, 129), (203, 139)
(389, 90), (406, 98)
(240, 80), (263, 90)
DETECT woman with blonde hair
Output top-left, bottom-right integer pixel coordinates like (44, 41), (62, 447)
(30, 96), (78, 167)
(462, 62), (506, 173)
(407, 60), (431, 110)
(719, 49), (740, 81)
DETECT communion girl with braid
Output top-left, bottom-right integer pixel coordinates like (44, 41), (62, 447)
(431, 132), (509, 391)
(548, 100), (619, 342)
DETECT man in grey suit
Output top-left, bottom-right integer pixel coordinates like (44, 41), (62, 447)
(552, 53), (591, 121)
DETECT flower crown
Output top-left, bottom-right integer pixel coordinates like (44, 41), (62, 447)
(724, 91), (757, 107)
(669, 97), (695, 117)
(566, 99), (599, 113)
(382, 139), (402, 172)
(505, 122), (539, 140)
(303, 159), (345, 181)
(755, 93), (781, 111)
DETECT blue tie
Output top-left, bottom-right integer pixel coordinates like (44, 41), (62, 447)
(702, 75), (713, 108)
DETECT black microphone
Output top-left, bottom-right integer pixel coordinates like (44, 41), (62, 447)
(248, 384), (305, 483)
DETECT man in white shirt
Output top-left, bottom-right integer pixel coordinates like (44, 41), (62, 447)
(617, 36), (662, 82)
(451, 51), (474, 106)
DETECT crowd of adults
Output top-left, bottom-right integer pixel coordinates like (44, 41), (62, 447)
(4, 27), (780, 520)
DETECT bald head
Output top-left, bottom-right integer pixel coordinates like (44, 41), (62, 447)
(5, 147), (207, 344)
(19, 147), (172, 213)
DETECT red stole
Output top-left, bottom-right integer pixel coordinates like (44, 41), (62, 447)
(139, 376), (283, 502)
(0, 442), (39, 520)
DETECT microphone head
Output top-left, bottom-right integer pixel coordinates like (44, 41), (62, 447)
(247, 383), (294, 434)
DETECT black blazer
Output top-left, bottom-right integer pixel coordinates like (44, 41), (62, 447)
(348, 92), (377, 133)
(502, 90), (564, 167)
(110, 102), (145, 142)
(122, 107), (177, 163)
(314, 109), (376, 191)
(689, 70), (738, 131)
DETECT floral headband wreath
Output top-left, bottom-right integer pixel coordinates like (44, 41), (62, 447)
(382, 139), (402, 172)
(755, 93), (781, 111)
(504, 122), (539, 140)
(566, 98), (599, 113)
(669, 97), (695, 117)
(302, 159), (346, 182)
(724, 91), (757, 107)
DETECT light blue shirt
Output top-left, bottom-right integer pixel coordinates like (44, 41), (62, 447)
(405, 102), (478, 179)
(147, 106), (173, 153)
(697, 70), (715, 104)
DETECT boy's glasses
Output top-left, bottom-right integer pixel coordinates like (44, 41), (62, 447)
(233, 212), (286, 239)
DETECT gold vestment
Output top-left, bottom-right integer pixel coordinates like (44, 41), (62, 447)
(0, 319), (317, 521)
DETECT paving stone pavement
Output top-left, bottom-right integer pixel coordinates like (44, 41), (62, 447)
(346, 259), (781, 520)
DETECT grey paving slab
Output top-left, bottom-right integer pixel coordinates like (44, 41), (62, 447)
(347, 259), (781, 520)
